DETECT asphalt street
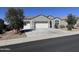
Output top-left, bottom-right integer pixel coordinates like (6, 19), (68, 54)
(0, 34), (79, 52)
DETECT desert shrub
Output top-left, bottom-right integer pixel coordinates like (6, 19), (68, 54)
(67, 25), (73, 30)
(0, 19), (5, 34)
(5, 25), (13, 31)
(60, 25), (65, 28)
(0, 30), (3, 34)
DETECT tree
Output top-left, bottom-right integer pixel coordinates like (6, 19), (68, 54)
(5, 8), (24, 33)
(0, 19), (5, 34)
(66, 14), (77, 30)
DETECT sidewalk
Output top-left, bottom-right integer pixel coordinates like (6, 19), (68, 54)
(0, 29), (79, 47)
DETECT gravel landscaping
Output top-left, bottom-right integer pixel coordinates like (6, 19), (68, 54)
(0, 30), (26, 40)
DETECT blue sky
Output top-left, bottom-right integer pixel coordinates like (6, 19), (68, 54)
(0, 7), (79, 20)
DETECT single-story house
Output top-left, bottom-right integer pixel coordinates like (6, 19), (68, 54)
(23, 15), (67, 30)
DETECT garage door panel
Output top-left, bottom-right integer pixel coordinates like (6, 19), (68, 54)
(23, 24), (31, 29)
(36, 23), (48, 29)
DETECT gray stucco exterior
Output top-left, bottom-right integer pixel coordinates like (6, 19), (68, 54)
(23, 15), (65, 30)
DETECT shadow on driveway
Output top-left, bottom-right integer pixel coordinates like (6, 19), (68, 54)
(20, 29), (33, 33)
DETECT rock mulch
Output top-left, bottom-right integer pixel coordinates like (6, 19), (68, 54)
(0, 31), (26, 41)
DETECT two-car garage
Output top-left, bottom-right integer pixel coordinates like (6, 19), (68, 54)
(23, 22), (49, 30)
(23, 15), (52, 30)
(35, 23), (49, 29)
(23, 23), (49, 29)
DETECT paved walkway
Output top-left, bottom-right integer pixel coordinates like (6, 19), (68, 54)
(0, 28), (79, 46)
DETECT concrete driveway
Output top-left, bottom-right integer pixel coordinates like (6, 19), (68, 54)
(0, 28), (79, 47)
(26, 28), (79, 40)
(26, 29), (66, 37)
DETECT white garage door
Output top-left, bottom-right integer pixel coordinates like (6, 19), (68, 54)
(23, 24), (31, 30)
(36, 23), (48, 29)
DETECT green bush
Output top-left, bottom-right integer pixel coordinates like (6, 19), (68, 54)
(5, 8), (24, 33)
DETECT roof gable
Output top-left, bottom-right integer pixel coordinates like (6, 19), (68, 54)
(54, 17), (61, 20)
(32, 15), (51, 21)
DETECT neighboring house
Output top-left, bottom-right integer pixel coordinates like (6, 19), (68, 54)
(23, 15), (67, 30)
